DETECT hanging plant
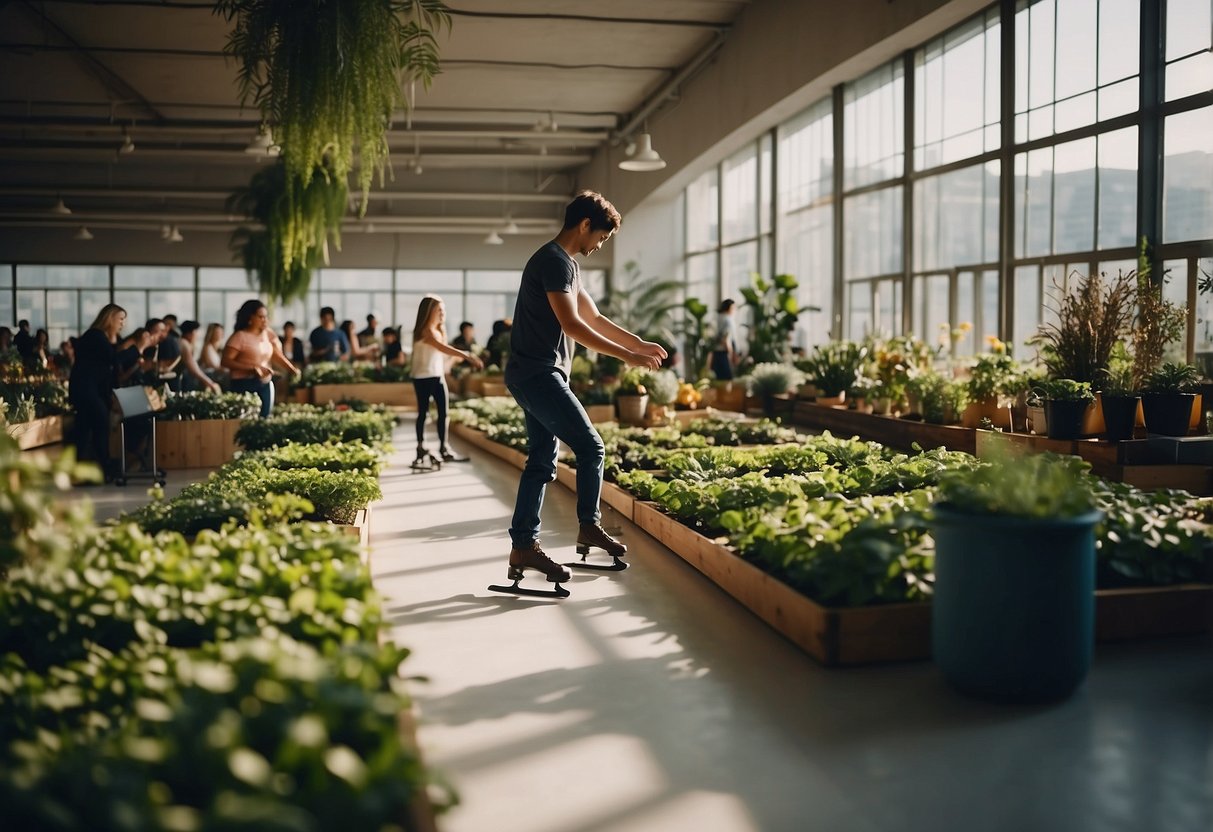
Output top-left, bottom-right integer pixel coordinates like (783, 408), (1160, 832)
(216, 0), (450, 202)
(227, 159), (347, 304)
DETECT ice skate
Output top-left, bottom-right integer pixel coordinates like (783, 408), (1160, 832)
(439, 445), (469, 463)
(566, 522), (628, 571)
(410, 446), (442, 473)
(488, 542), (572, 598)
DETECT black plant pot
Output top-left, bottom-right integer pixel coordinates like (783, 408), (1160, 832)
(1044, 399), (1090, 440)
(1141, 392), (1195, 437)
(1099, 394), (1140, 441)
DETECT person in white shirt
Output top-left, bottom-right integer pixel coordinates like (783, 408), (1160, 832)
(410, 295), (482, 467)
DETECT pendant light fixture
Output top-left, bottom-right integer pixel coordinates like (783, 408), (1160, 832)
(245, 125), (279, 156)
(619, 131), (666, 171)
(52, 197), (72, 215)
(73, 226), (94, 241)
(483, 229), (504, 245)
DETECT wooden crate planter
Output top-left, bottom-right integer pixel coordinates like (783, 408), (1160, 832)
(310, 383), (416, 407)
(601, 479), (636, 522)
(334, 507), (373, 554)
(481, 379), (508, 397)
(793, 401), (977, 454)
(7, 414), (66, 450)
(584, 404), (615, 423)
(155, 419), (242, 469)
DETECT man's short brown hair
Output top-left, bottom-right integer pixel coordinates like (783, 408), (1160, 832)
(562, 190), (622, 232)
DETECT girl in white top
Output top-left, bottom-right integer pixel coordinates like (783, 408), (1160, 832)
(411, 294), (482, 466)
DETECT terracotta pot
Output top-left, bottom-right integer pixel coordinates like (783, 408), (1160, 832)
(617, 394), (649, 425)
(815, 392), (845, 407)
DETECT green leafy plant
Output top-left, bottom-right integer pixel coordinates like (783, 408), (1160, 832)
(936, 441), (1096, 519)
(796, 341), (866, 396)
(1034, 378), (1094, 402)
(967, 353), (1023, 402)
(217, 0), (451, 302)
(919, 375), (968, 425)
(677, 297), (712, 382)
(615, 367), (649, 397)
(159, 390), (261, 421)
(236, 406), (395, 451)
(746, 362), (806, 397)
(1097, 342), (1137, 395)
(740, 272), (800, 364)
(642, 369), (680, 406)
(1144, 362), (1201, 393)
(600, 261), (683, 344)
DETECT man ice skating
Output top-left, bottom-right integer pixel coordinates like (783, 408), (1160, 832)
(495, 191), (666, 596)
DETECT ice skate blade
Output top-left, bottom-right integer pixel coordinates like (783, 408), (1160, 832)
(575, 543), (628, 557)
(565, 554), (628, 572)
(488, 579), (570, 599)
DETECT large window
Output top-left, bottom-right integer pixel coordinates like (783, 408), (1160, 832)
(913, 162), (1000, 272)
(1014, 0), (1139, 142)
(778, 99), (834, 346)
(844, 62), (905, 188)
(15, 265), (108, 347)
(1163, 106), (1213, 243)
(1165, 0), (1213, 101)
(915, 8), (1001, 170)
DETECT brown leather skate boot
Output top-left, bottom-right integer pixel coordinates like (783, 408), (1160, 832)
(508, 541), (572, 583)
(576, 522), (627, 558)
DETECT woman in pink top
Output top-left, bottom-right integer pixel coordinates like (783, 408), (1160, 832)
(221, 299), (298, 418)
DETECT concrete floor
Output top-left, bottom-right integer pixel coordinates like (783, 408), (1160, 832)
(374, 427), (1213, 832)
(46, 429), (1213, 832)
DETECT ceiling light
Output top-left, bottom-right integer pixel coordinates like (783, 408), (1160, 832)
(619, 132), (666, 171)
(245, 126), (279, 156)
(52, 198), (72, 215)
(73, 226), (93, 241)
(119, 131), (135, 154)
(166, 226), (184, 243)
(483, 230), (504, 245)
(412, 157), (423, 175)
(160, 224), (171, 240)
(502, 215), (519, 235)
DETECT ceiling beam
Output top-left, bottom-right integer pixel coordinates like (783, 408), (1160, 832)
(0, 187), (572, 203)
(17, 0), (166, 123)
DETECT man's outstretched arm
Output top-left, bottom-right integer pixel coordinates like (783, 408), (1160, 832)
(548, 290), (663, 370)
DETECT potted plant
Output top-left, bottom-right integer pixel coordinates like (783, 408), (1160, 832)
(642, 369), (680, 425)
(870, 381), (893, 416)
(578, 385), (616, 423)
(931, 441), (1102, 702)
(916, 372), (967, 425)
(848, 375), (877, 413)
(963, 353), (1021, 430)
(1034, 379), (1094, 440)
(796, 340), (866, 406)
(740, 272), (801, 364)
(746, 362), (805, 419)
(615, 367), (649, 425)
(1141, 362), (1201, 437)
(1097, 354), (1141, 441)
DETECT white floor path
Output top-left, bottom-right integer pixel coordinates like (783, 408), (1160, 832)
(366, 424), (1212, 832)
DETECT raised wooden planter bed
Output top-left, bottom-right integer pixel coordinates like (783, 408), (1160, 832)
(584, 404), (615, 423)
(310, 383), (417, 407)
(454, 421), (1212, 662)
(792, 401), (977, 454)
(7, 414), (67, 449)
(629, 500), (1213, 665)
(154, 418), (242, 469)
(335, 507), (373, 555)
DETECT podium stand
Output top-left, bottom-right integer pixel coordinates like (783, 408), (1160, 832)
(112, 386), (167, 486)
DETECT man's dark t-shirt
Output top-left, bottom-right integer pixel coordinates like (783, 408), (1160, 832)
(505, 241), (579, 385)
(309, 326), (350, 362)
(158, 333), (182, 365)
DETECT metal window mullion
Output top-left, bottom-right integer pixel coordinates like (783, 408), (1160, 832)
(1138, 0), (1164, 276)
(1001, 0), (1016, 343)
(833, 84), (846, 340)
(902, 50), (915, 336)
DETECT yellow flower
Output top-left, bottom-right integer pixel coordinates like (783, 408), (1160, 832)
(959, 322), (973, 333)
(985, 334), (999, 345)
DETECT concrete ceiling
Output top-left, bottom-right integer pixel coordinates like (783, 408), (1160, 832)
(0, 0), (747, 242)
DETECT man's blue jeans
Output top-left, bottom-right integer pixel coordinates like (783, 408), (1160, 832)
(507, 369), (605, 549)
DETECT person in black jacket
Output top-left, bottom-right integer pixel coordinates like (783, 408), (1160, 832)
(68, 303), (127, 481)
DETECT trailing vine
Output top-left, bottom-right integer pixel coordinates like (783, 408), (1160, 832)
(216, 0), (451, 302)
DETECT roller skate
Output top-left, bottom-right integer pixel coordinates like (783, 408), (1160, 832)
(410, 446), (442, 473)
(488, 541), (571, 598)
(566, 522), (628, 571)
